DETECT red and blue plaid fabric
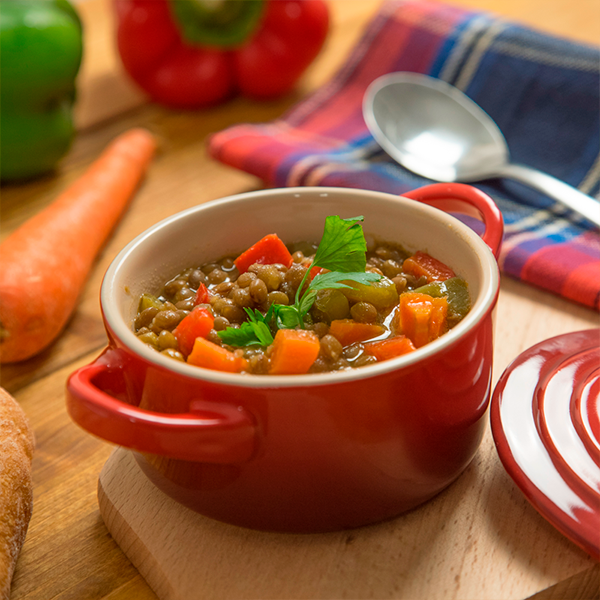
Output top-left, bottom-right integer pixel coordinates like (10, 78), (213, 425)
(209, 0), (600, 310)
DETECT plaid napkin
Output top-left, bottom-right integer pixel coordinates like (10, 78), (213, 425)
(209, 0), (600, 311)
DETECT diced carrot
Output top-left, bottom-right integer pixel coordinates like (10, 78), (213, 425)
(194, 282), (211, 305)
(428, 298), (448, 340)
(173, 306), (214, 356)
(399, 293), (448, 348)
(388, 304), (403, 335)
(269, 328), (320, 375)
(187, 337), (248, 373)
(328, 319), (385, 347)
(234, 233), (293, 274)
(363, 335), (416, 361)
(403, 251), (455, 283)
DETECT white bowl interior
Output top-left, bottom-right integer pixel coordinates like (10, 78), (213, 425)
(102, 187), (499, 387)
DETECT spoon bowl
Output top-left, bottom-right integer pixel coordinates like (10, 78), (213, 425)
(363, 72), (599, 227)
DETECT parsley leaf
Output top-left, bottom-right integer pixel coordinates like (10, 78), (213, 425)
(272, 304), (304, 329)
(217, 323), (264, 347)
(217, 307), (275, 347)
(312, 216), (367, 273)
(216, 215), (382, 346)
(308, 270), (381, 292)
(295, 271), (381, 316)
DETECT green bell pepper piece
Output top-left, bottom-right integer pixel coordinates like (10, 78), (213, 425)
(339, 276), (399, 310)
(414, 277), (471, 328)
(138, 294), (164, 313)
(0, 0), (83, 182)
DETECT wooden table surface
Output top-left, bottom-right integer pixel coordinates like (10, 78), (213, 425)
(1, 0), (599, 598)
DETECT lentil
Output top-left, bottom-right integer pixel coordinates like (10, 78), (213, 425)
(350, 301), (377, 323)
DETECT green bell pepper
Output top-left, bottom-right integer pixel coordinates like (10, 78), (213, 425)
(414, 277), (471, 328)
(0, 0), (83, 182)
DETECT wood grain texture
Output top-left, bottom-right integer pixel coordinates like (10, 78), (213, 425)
(98, 445), (598, 600)
(2, 0), (599, 598)
(528, 565), (599, 600)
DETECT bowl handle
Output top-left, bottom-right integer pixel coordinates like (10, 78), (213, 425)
(402, 183), (504, 258)
(66, 349), (256, 463)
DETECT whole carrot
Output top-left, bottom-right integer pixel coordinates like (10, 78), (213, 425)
(0, 128), (157, 363)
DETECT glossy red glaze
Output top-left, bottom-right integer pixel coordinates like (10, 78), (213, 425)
(491, 329), (600, 560)
(403, 182), (504, 254)
(67, 185), (502, 532)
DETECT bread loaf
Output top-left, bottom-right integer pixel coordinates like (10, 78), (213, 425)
(0, 387), (34, 600)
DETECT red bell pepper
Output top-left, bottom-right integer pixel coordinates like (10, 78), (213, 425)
(173, 306), (215, 356)
(194, 282), (211, 306)
(403, 251), (456, 283)
(113, 0), (329, 109)
(234, 233), (293, 273)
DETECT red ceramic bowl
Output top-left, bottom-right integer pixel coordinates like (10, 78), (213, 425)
(67, 184), (503, 533)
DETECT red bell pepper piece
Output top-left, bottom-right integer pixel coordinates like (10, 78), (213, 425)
(234, 233), (293, 274)
(173, 306), (214, 356)
(403, 251), (456, 283)
(113, 0), (329, 109)
(305, 261), (326, 281)
(194, 282), (211, 306)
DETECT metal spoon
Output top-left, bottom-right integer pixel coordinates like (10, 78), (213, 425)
(363, 72), (600, 228)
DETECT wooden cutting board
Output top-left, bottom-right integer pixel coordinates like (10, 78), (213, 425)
(97, 445), (599, 600)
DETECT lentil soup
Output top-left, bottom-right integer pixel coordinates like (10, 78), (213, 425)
(132, 215), (470, 375)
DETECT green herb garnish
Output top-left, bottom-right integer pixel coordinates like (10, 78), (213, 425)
(311, 215), (370, 272)
(272, 270), (380, 330)
(217, 307), (275, 347)
(217, 216), (381, 346)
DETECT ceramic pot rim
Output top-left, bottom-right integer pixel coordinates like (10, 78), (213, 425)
(101, 187), (500, 388)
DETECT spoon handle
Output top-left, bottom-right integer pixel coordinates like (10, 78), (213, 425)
(496, 163), (600, 227)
